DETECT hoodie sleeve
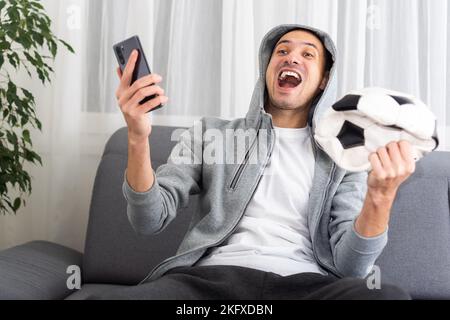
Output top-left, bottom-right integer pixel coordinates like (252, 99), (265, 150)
(122, 123), (203, 236)
(328, 170), (388, 278)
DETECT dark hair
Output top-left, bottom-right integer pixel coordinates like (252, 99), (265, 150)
(272, 28), (334, 72)
(285, 28), (334, 72)
(302, 29), (334, 72)
(324, 48), (333, 72)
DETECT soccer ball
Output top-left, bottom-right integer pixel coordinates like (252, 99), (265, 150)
(314, 87), (439, 172)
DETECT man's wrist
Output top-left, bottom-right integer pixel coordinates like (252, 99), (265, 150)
(354, 191), (395, 238)
(355, 213), (389, 238)
(366, 187), (398, 207)
(128, 134), (150, 147)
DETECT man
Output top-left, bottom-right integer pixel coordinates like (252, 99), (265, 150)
(97, 24), (413, 299)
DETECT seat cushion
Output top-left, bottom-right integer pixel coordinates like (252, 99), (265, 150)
(375, 151), (450, 299)
(0, 241), (82, 300)
(82, 126), (197, 285)
(65, 284), (129, 300)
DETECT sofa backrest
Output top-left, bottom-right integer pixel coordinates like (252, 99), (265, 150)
(82, 126), (196, 285)
(375, 151), (450, 299)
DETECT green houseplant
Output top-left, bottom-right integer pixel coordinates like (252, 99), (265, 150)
(0, 0), (74, 214)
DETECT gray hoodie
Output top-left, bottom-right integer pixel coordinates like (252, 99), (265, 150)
(123, 24), (388, 284)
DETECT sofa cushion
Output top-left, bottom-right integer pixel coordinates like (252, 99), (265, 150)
(0, 241), (82, 300)
(375, 151), (450, 299)
(82, 126), (197, 285)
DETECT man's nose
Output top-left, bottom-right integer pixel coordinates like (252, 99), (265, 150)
(283, 52), (301, 66)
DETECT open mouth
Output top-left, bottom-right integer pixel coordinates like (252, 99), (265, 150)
(277, 70), (302, 89)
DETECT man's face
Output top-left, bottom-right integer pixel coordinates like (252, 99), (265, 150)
(265, 30), (329, 112)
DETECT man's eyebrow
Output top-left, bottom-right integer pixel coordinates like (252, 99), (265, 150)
(275, 39), (319, 51)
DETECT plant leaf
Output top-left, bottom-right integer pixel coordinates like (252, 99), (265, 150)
(0, 1), (7, 12)
(59, 39), (75, 54)
(30, 1), (44, 10)
(13, 197), (21, 211)
(21, 88), (35, 103)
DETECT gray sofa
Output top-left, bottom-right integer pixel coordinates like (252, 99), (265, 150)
(0, 126), (449, 300)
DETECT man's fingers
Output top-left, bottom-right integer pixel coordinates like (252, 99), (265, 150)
(398, 140), (414, 162)
(121, 74), (163, 104)
(398, 140), (416, 173)
(386, 142), (404, 171)
(121, 50), (138, 88)
(116, 67), (123, 79)
(138, 95), (169, 115)
(130, 74), (163, 93)
(376, 147), (390, 167)
(369, 153), (384, 178)
(123, 86), (166, 110)
(376, 147), (395, 177)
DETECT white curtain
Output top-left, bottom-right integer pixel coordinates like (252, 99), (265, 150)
(1, 0), (448, 252)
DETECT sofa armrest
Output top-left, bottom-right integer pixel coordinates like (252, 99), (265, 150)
(0, 241), (83, 300)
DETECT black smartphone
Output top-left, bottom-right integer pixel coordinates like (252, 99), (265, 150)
(113, 35), (163, 112)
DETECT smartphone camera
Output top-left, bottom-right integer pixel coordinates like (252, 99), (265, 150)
(116, 45), (125, 65)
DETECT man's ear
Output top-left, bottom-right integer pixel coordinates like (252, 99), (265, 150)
(319, 71), (330, 90)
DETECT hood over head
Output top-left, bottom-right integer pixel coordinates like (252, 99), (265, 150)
(245, 24), (338, 133)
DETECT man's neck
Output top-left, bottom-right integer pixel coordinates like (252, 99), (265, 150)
(265, 103), (309, 129)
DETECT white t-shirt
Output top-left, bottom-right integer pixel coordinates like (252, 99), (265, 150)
(195, 126), (327, 276)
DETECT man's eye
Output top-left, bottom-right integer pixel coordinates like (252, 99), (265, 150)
(304, 52), (315, 58)
(278, 49), (288, 55)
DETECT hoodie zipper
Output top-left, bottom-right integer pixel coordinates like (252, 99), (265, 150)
(140, 116), (272, 284)
(228, 117), (265, 190)
(229, 137), (259, 190)
(309, 126), (341, 277)
(312, 162), (340, 277)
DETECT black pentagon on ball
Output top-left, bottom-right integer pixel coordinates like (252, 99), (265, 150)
(337, 120), (365, 150)
(332, 94), (361, 112)
(389, 95), (413, 105)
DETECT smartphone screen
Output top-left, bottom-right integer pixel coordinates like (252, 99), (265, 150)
(113, 36), (163, 112)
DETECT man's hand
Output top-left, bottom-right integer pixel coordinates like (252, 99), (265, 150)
(367, 140), (416, 202)
(355, 141), (416, 237)
(115, 49), (168, 143)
